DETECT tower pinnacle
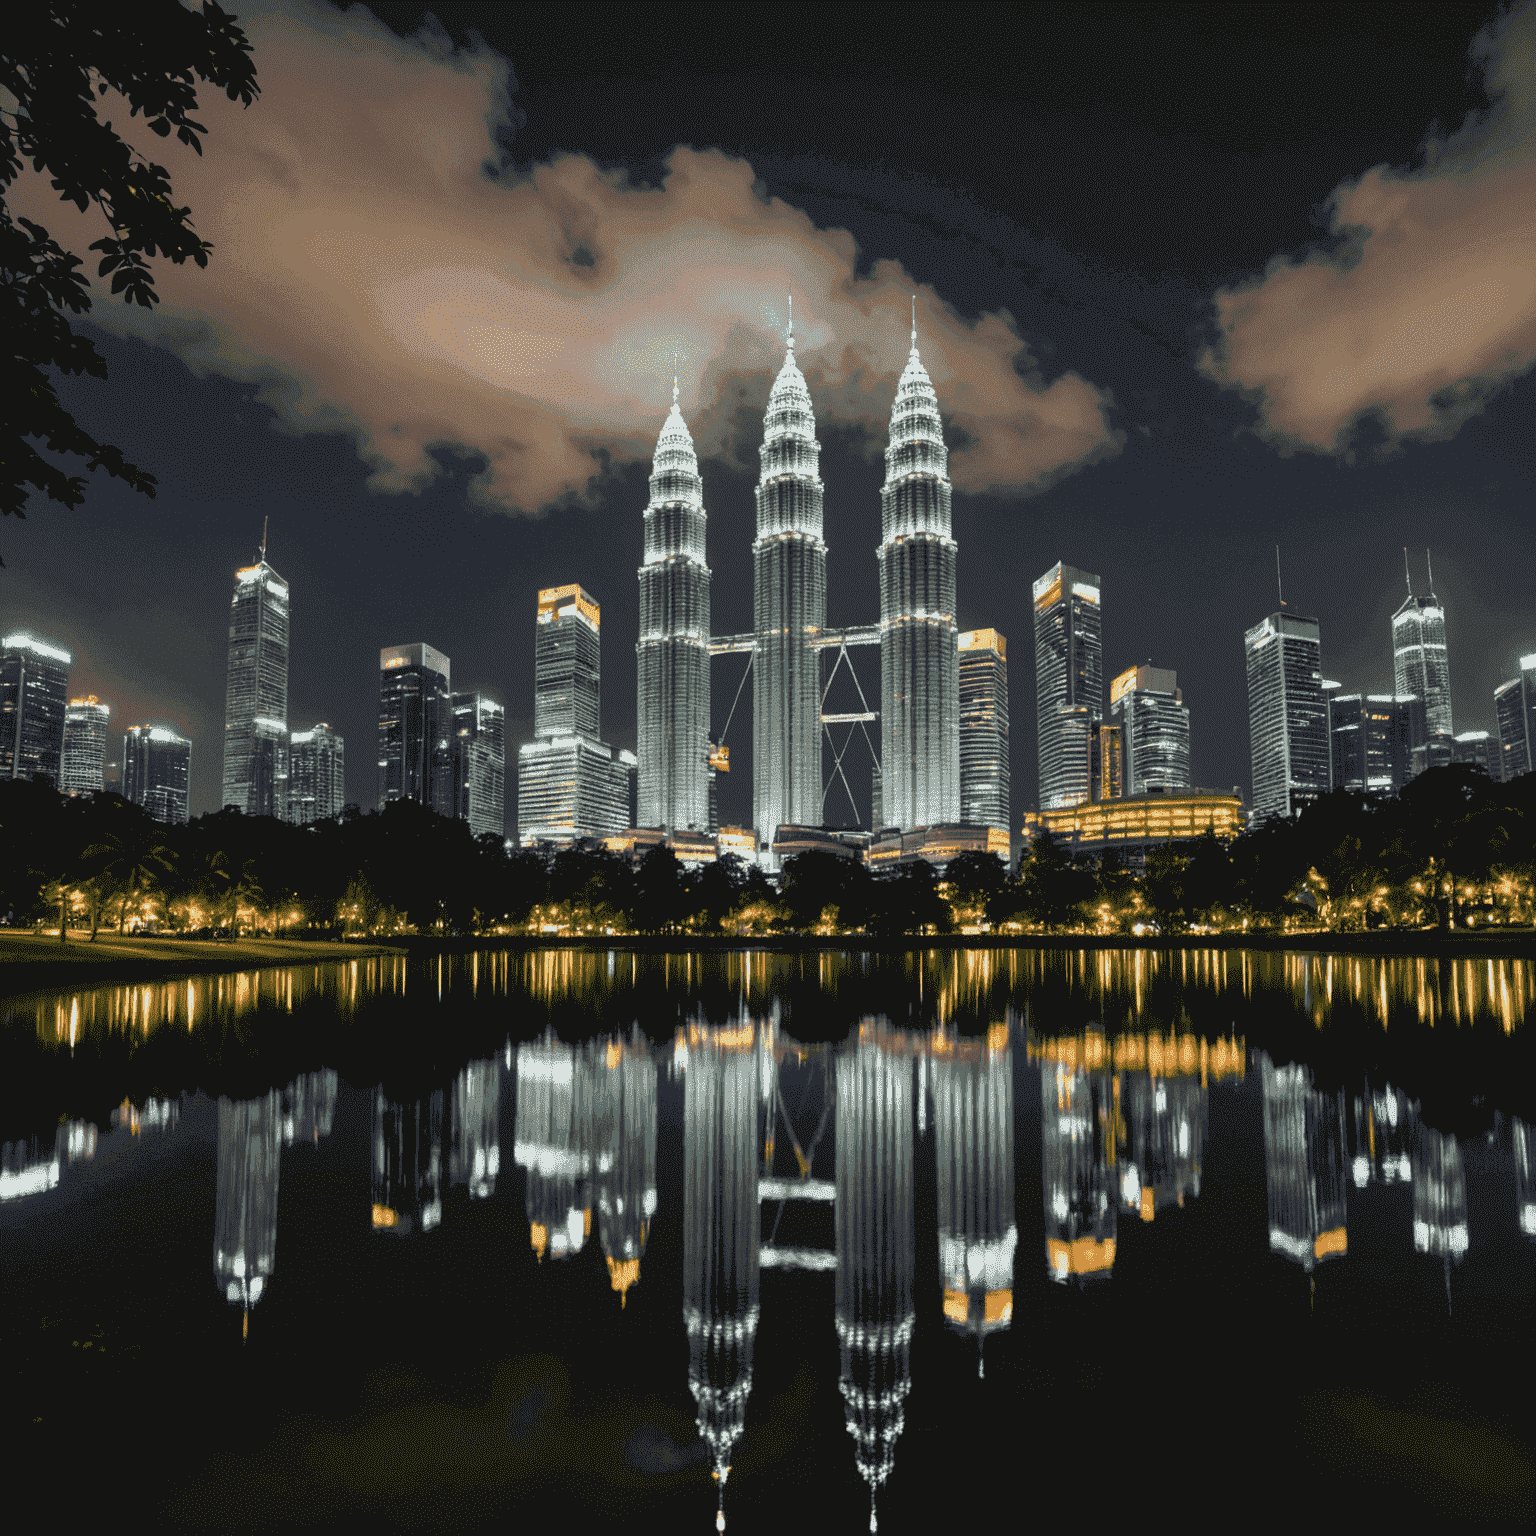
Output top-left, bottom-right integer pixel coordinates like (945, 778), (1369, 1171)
(787, 292), (794, 353)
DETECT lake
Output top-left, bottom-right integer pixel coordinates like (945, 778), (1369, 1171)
(3, 947), (1533, 1530)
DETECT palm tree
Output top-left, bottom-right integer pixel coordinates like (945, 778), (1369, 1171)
(83, 830), (175, 935)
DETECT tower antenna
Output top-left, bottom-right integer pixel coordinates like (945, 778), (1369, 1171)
(260, 516), (268, 564)
(786, 291), (793, 352)
(1276, 545), (1285, 609)
(1404, 546), (1412, 595)
(1425, 547), (1435, 595)
(672, 352), (678, 409)
(911, 293), (917, 351)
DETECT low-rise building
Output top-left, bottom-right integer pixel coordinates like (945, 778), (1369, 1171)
(868, 823), (1010, 875)
(1021, 789), (1244, 870)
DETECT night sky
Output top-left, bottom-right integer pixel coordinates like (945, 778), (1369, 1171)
(7, 0), (1534, 834)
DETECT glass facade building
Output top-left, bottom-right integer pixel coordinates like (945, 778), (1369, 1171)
(1244, 612), (1329, 823)
(287, 723), (345, 823)
(1033, 563), (1102, 811)
(1328, 693), (1422, 795)
(451, 691), (505, 840)
(537, 586), (602, 742)
(1494, 657), (1536, 781)
(1452, 730), (1497, 778)
(958, 629), (1008, 830)
(222, 556), (289, 817)
(62, 695), (110, 795)
(637, 387), (711, 833)
(378, 643), (453, 814)
(123, 724), (191, 825)
(1110, 664), (1190, 795)
(880, 322), (959, 831)
(1, 631), (73, 784)
(1392, 589), (1452, 739)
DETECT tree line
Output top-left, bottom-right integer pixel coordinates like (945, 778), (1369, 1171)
(1, 765), (1532, 940)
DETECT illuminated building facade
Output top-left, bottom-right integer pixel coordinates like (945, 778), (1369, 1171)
(1, 630), (72, 783)
(880, 321), (959, 832)
(1090, 721), (1122, 803)
(1110, 664), (1189, 795)
(1260, 1054), (1348, 1271)
(637, 388), (712, 833)
(221, 551), (289, 817)
(286, 723), (344, 823)
(378, 643), (453, 814)
(1392, 587), (1452, 738)
(1244, 612), (1329, 823)
(866, 822), (1009, 874)
(515, 1036), (594, 1259)
(371, 1088), (443, 1235)
(934, 1032), (1014, 1376)
(593, 1032), (658, 1306)
(450, 1058), (500, 1200)
(1033, 562), (1103, 811)
(754, 323), (826, 849)
(1451, 729), (1497, 778)
(1329, 693), (1423, 795)
(451, 691), (505, 840)
(214, 1091), (282, 1315)
(123, 724), (191, 824)
(61, 695), (110, 794)
(1021, 790), (1244, 871)
(958, 629), (1008, 830)
(1494, 657), (1536, 781)
(836, 1031), (915, 1533)
(1412, 1125), (1468, 1263)
(1041, 1052), (1117, 1283)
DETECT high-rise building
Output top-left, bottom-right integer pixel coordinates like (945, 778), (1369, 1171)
(61, 695), (111, 794)
(958, 629), (1008, 830)
(1033, 562), (1102, 811)
(451, 691), (505, 840)
(1392, 579), (1452, 739)
(1089, 720), (1122, 803)
(636, 388), (712, 833)
(123, 724), (191, 824)
(1328, 693), (1423, 795)
(378, 643), (453, 814)
(1110, 664), (1190, 795)
(1243, 612), (1330, 823)
(753, 318), (827, 848)
(286, 723), (345, 823)
(1452, 730), (1497, 778)
(1494, 657), (1536, 781)
(536, 585), (601, 741)
(1, 630), (72, 784)
(880, 319), (959, 830)
(222, 544), (289, 817)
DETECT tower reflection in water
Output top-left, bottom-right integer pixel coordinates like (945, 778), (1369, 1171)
(515, 1035), (595, 1260)
(372, 1086), (443, 1236)
(1517, 1119), (1536, 1239)
(932, 1024), (1013, 1377)
(1413, 1125), (1468, 1309)
(1260, 1053), (1348, 1272)
(594, 1030), (658, 1306)
(451, 1058), (500, 1201)
(1041, 1032), (1117, 1283)
(1350, 1084), (1414, 1188)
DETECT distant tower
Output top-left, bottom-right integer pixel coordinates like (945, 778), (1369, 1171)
(1033, 563), (1103, 810)
(286, 722), (345, 823)
(637, 375), (711, 832)
(222, 528), (290, 817)
(451, 691), (506, 840)
(62, 695), (111, 794)
(880, 309), (959, 830)
(123, 724), (191, 824)
(1327, 693), (1421, 795)
(1, 630), (73, 784)
(377, 643), (453, 814)
(1392, 554), (1452, 738)
(958, 630), (1009, 830)
(754, 305), (826, 848)
(1243, 612), (1329, 822)
(1494, 656), (1536, 782)
(1110, 664), (1190, 795)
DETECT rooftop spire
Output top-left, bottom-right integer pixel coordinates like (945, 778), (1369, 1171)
(787, 292), (793, 352)
(1426, 546), (1436, 595)
(673, 353), (679, 409)
(1404, 546), (1412, 596)
(910, 294), (917, 356)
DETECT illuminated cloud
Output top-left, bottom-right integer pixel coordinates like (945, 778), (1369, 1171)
(1201, 2), (1536, 453)
(12, 0), (1119, 511)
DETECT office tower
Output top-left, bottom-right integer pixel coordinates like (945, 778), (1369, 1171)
(122, 724), (191, 824)
(515, 1036), (595, 1259)
(836, 1031), (915, 1535)
(754, 318), (826, 848)
(1041, 1054), (1117, 1282)
(214, 1091), (281, 1321)
(592, 1032), (658, 1307)
(222, 542), (289, 816)
(958, 629), (1009, 829)
(1328, 693), (1423, 795)
(1110, 664), (1190, 795)
(536, 584), (601, 740)
(378, 643), (453, 814)
(371, 1088), (443, 1235)
(1243, 612), (1330, 823)
(1033, 562), (1103, 811)
(286, 723), (345, 823)
(1452, 730), (1497, 777)
(451, 691), (505, 840)
(682, 1029), (760, 1526)
(1412, 1125), (1468, 1262)
(1392, 573), (1452, 738)
(1260, 1054), (1348, 1271)
(1090, 721), (1122, 803)
(1, 630), (72, 783)
(61, 695), (110, 794)
(1494, 658), (1536, 781)
(637, 383), (712, 833)
(880, 318), (960, 831)
(450, 1058), (500, 1200)
(934, 1034), (1014, 1376)
(282, 1069), (337, 1146)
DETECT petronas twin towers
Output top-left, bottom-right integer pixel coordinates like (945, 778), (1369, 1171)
(638, 308), (959, 849)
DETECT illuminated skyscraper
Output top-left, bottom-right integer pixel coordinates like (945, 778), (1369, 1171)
(1041, 1051), (1117, 1282)
(61, 695), (110, 794)
(450, 1058), (500, 1201)
(1328, 693), (1422, 795)
(221, 540), (289, 817)
(371, 1088), (443, 1236)
(1494, 658), (1536, 781)
(637, 384), (711, 833)
(451, 691), (505, 840)
(1033, 562), (1102, 811)
(754, 317), (826, 848)
(378, 643), (453, 814)
(1, 630), (72, 783)
(214, 1091), (281, 1325)
(123, 724), (191, 824)
(958, 630), (1009, 830)
(514, 1036), (595, 1259)
(1244, 613), (1330, 823)
(1260, 1054), (1348, 1271)
(934, 1030), (1014, 1377)
(592, 1032), (658, 1307)
(1110, 664), (1190, 795)
(1392, 572), (1452, 739)
(880, 319), (959, 831)
(286, 723), (345, 823)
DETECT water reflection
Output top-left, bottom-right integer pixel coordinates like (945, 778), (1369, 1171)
(594, 1032), (658, 1305)
(1, 1116), (96, 1201)
(1261, 1054), (1349, 1272)
(516, 1038), (594, 1259)
(373, 1088), (443, 1236)
(1517, 1119), (1536, 1238)
(451, 1059), (500, 1200)
(1351, 1085), (1414, 1187)
(1041, 1038), (1118, 1283)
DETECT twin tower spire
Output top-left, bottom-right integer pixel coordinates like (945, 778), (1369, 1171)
(637, 302), (958, 851)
